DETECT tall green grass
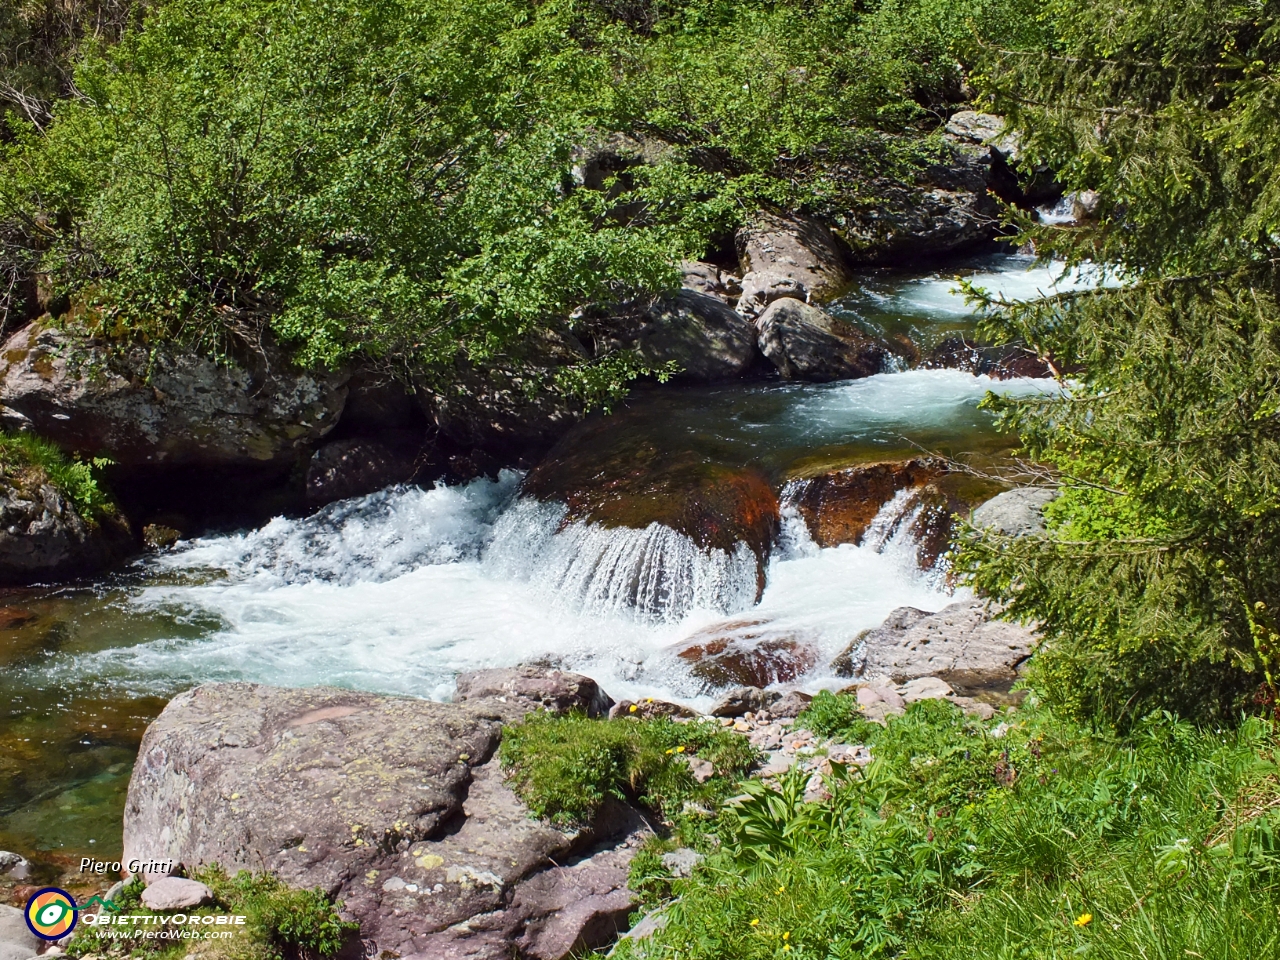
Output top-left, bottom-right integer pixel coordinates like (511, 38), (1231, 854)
(610, 700), (1280, 958)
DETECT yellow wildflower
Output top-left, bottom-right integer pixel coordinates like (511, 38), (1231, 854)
(676, 745), (686, 753)
(783, 932), (790, 940)
(776, 886), (786, 895)
(665, 748), (674, 754)
(629, 704), (638, 713)
(749, 919), (760, 927)
(1074, 913), (1093, 928)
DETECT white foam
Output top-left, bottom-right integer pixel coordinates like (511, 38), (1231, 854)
(486, 499), (759, 623)
(875, 257), (1104, 318)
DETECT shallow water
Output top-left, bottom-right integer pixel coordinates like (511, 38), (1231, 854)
(0, 252), (1082, 867)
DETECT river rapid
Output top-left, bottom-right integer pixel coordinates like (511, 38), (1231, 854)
(0, 252), (1087, 868)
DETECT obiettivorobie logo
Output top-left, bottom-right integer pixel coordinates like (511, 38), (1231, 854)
(24, 888), (119, 941)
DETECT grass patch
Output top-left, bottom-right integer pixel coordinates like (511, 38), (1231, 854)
(67, 868), (357, 960)
(613, 699), (1280, 959)
(499, 711), (757, 827)
(0, 432), (114, 520)
(794, 689), (885, 743)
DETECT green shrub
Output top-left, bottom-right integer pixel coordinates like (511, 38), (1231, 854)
(794, 690), (884, 743)
(0, 0), (1047, 399)
(67, 868), (356, 960)
(0, 432), (115, 519)
(499, 710), (756, 826)
(195, 868), (357, 960)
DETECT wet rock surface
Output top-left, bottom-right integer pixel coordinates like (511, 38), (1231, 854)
(0, 322), (348, 467)
(522, 416), (780, 590)
(756, 298), (889, 382)
(787, 458), (946, 547)
(671, 618), (819, 690)
(122, 683), (646, 960)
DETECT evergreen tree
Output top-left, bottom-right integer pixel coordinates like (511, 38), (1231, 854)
(959, 0), (1280, 724)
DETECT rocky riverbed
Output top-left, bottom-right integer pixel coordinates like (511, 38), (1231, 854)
(1, 594), (1036, 960)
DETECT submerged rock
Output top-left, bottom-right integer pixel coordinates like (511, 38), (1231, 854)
(671, 618), (819, 690)
(755, 298), (888, 382)
(0, 321), (348, 467)
(124, 683), (646, 960)
(786, 458), (946, 547)
(922, 337), (1053, 380)
(523, 416), (780, 601)
(832, 600), (1036, 694)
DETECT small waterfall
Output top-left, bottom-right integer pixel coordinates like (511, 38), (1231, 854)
(776, 480), (820, 560)
(484, 498), (760, 623)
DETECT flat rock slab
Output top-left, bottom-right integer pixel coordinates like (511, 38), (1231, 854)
(141, 877), (212, 911)
(123, 683), (644, 959)
(855, 600), (1037, 693)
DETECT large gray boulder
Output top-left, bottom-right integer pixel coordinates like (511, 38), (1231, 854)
(971, 487), (1059, 537)
(123, 683), (644, 960)
(0, 322), (348, 467)
(0, 470), (130, 582)
(593, 290), (759, 382)
(756, 298), (887, 382)
(833, 599), (1037, 693)
(735, 212), (854, 318)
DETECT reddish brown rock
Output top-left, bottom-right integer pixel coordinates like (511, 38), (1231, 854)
(787, 458), (946, 547)
(455, 665), (614, 718)
(523, 416), (780, 600)
(672, 619), (819, 690)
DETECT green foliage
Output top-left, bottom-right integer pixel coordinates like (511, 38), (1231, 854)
(952, 0), (1280, 724)
(67, 869), (354, 960)
(195, 868), (357, 960)
(499, 710), (757, 826)
(0, 431), (115, 519)
(0, 0), (1044, 401)
(614, 701), (1280, 959)
(794, 689), (884, 743)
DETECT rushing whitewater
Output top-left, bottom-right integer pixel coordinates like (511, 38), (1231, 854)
(39, 367), (1060, 707)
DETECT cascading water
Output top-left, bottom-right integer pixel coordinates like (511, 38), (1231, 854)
(486, 498), (759, 623)
(0, 252), (1090, 859)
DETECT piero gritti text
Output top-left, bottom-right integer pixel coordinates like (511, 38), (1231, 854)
(79, 858), (175, 875)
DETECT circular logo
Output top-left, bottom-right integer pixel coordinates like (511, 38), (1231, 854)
(25, 888), (78, 941)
